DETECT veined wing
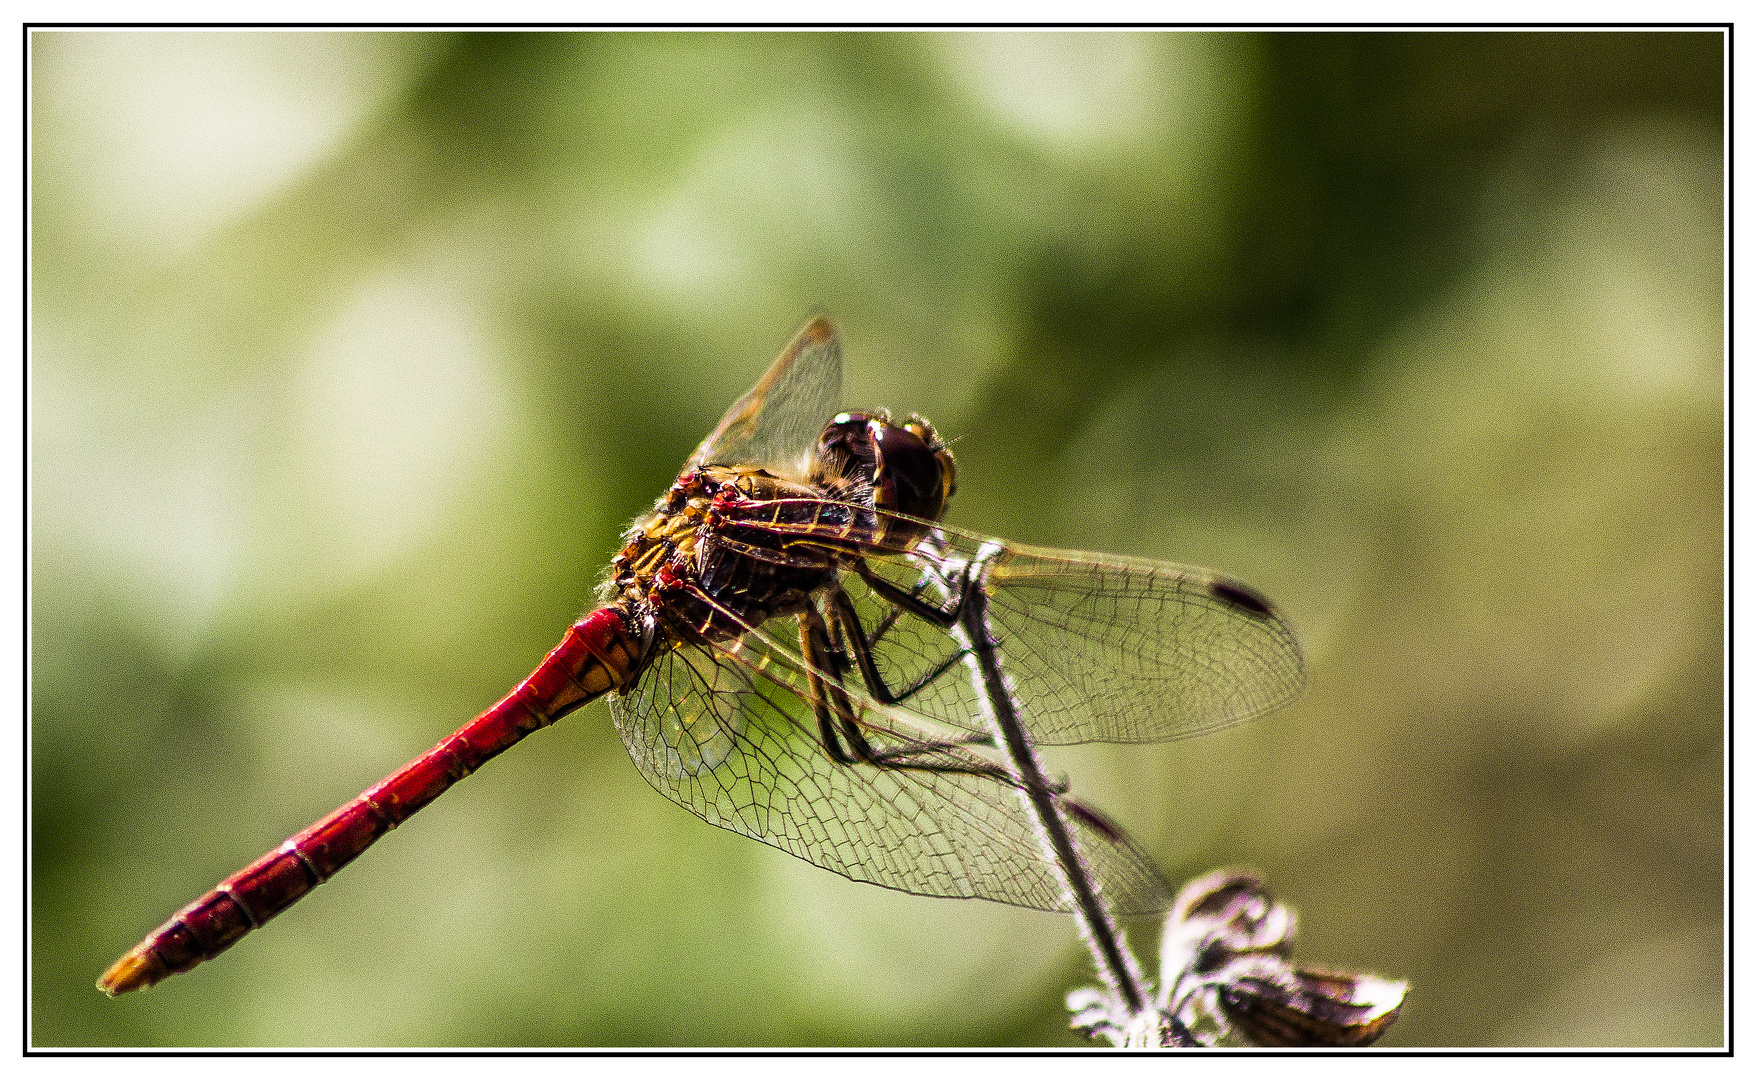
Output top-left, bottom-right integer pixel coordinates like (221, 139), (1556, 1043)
(959, 540), (1306, 744)
(690, 318), (844, 477)
(724, 498), (1309, 746)
(609, 608), (1174, 915)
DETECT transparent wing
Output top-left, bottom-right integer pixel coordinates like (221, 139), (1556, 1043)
(734, 502), (1309, 746)
(609, 625), (1174, 916)
(690, 317), (844, 476)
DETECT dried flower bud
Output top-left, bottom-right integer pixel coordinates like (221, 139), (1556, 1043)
(1115, 867), (1409, 1048)
(1066, 987), (1124, 1045)
(1218, 966), (1408, 1047)
(1160, 868), (1296, 982)
(1068, 987), (1188, 1047)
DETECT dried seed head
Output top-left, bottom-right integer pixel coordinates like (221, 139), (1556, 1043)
(1069, 868), (1410, 1048)
(1218, 966), (1409, 1047)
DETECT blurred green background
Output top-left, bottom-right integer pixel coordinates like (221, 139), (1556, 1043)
(30, 30), (1723, 1047)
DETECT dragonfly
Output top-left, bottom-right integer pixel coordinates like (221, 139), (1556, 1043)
(98, 318), (1307, 997)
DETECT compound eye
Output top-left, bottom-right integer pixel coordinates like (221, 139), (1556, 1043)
(872, 420), (949, 522)
(901, 414), (956, 506)
(814, 412), (882, 486)
(934, 443), (957, 505)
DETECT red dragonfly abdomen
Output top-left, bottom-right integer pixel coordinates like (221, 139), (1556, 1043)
(96, 605), (648, 996)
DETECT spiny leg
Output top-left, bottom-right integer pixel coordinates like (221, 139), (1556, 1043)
(863, 603), (905, 650)
(804, 603), (1086, 806)
(859, 559), (955, 647)
(802, 604), (911, 769)
(800, 578), (1093, 813)
(798, 612), (859, 767)
(846, 719), (1093, 810)
(802, 603), (1012, 786)
(826, 583), (972, 712)
(853, 557), (965, 629)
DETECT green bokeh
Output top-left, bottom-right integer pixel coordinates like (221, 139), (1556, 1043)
(30, 30), (1723, 1047)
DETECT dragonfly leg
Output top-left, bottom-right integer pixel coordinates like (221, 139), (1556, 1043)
(797, 612), (862, 767)
(853, 557), (965, 629)
(805, 588), (1091, 811)
(802, 605), (1013, 782)
(861, 738), (1012, 780)
(863, 603), (905, 650)
(858, 732), (1103, 818)
(825, 584), (973, 712)
(801, 605), (928, 769)
(858, 559), (957, 647)
(808, 604), (1086, 803)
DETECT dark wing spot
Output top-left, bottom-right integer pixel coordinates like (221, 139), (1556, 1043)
(1063, 798), (1127, 844)
(1210, 579), (1275, 618)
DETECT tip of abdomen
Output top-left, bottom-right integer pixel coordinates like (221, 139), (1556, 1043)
(96, 946), (164, 996)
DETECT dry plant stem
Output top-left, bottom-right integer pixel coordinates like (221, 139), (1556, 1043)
(956, 543), (1149, 1015)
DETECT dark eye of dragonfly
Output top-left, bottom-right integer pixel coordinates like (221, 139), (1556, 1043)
(815, 410), (957, 522)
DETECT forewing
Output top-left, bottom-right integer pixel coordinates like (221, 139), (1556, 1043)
(913, 540), (1306, 745)
(609, 629), (1173, 915)
(690, 317), (844, 476)
(730, 505), (1309, 746)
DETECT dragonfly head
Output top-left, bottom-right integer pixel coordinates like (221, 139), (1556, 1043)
(813, 410), (957, 524)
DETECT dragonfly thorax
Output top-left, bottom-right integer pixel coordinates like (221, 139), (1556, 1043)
(608, 464), (840, 646)
(605, 413), (959, 648)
